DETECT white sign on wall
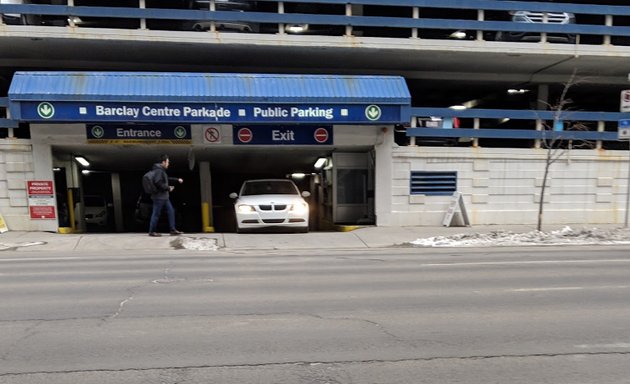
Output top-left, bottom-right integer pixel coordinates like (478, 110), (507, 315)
(620, 90), (630, 112)
(619, 119), (630, 141)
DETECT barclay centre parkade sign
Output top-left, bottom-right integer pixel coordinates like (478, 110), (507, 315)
(18, 101), (403, 124)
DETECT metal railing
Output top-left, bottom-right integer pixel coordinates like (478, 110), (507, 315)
(406, 107), (625, 147)
(2, 1), (630, 41)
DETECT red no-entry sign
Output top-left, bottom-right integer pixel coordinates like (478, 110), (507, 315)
(314, 127), (329, 143)
(237, 127), (253, 143)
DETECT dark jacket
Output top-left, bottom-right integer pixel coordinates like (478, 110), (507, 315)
(150, 163), (179, 200)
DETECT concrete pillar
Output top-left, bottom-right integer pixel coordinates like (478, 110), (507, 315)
(199, 161), (214, 232)
(374, 126), (394, 226)
(111, 172), (124, 232)
(31, 142), (58, 232)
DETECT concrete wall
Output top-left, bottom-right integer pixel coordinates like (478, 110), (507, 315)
(0, 139), (35, 230)
(381, 146), (630, 227)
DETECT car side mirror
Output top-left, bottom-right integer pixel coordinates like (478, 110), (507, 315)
(229, 192), (238, 199)
(301, 191), (311, 198)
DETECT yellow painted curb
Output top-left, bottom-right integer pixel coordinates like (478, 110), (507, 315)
(334, 225), (360, 232)
(57, 227), (73, 234)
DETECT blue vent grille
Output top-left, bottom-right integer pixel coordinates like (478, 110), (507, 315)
(410, 171), (457, 196)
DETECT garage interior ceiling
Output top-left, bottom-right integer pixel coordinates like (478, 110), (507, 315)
(51, 144), (365, 174)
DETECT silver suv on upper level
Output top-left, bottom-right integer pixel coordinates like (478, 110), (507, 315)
(496, 10), (576, 43)
(183, 0), (258, 32)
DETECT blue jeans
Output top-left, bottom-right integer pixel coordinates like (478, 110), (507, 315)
(149, 198), (176, 233)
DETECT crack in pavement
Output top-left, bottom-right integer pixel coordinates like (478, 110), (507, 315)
(3, 351), (630, 377)
(299, 313), (457, 349)
(0, 320), (44, 362)
(99, 266), (173, 324)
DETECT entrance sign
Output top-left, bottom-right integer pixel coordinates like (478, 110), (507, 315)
(19, 102), (403, 124)
(27, 180), (56, 220)
(233, 125), (333, 145)
(442, 192), (470, 227)
(86, 124), (191, 144)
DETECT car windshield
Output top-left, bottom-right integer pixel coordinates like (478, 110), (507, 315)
(241, 180), (299, 196)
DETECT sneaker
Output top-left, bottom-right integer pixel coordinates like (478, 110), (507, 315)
(149, 232), (162, 237)
(170, 230), (183, 236)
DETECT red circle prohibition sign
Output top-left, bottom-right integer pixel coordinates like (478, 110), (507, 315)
(237, 127), (253, 143)
(314, 127), (329, 143)
(205, 127), (220, 143)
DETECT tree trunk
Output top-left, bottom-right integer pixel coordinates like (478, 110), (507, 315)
(537, 153), (552, 231)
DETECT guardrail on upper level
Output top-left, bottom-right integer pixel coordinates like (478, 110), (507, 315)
(406, 107), (627, 147)
(0, 97), (18, 129)
(2, 0), (630, 43)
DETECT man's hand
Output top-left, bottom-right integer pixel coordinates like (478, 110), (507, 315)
(169, 186), (175, 192)
(178, 178), (183, 184)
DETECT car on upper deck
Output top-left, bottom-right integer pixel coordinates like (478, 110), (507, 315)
(181, 0), (258, 32)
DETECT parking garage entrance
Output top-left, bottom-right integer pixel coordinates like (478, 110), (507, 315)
(8, 72), (411, 232)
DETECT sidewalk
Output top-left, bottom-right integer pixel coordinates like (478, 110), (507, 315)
(0, 224), (591, 253)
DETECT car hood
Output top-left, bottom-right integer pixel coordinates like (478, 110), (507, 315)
(236, 194), (305, 205)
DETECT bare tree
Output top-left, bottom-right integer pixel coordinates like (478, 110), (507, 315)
(537, 71), (592, 231)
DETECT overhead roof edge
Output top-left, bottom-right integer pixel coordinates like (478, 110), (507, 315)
(8, 71), (411, 105)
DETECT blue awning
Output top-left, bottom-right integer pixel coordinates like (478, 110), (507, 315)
(8, 72), (411, 124)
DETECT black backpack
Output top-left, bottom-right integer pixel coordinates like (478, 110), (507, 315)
(142, 169), (158, 194)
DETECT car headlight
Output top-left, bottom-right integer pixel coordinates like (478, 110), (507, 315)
(237, 204), (255, 213)
(289, 201), (309, 214)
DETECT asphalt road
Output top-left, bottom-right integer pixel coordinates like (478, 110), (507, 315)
(1, 246), (630, 383)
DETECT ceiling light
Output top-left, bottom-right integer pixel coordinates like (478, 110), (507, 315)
(291, 173), (307, 180)
(314, 157), (327, 169)
(74, 156), (90, 167)
(507, 88), (529, 95)
(449, 105), (467, 110)
(81, 170), (91, 175)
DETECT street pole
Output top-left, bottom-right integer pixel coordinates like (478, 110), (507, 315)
(626, 145), (630, 228)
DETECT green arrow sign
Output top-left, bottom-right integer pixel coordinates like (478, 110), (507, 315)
(91, 125), (105, 138)
(174, 126), (188, 139)
(37, 102), (55, 119)
(365, 105), (382, 121)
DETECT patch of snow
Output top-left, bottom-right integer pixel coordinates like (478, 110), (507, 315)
(0, 241), (47, 251)
(409, 226), (630, 247)
(171, 237), (219, 251)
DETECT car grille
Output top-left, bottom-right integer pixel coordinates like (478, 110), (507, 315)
(262, 219), (285, 224)
(258, 204), (287, 211)
(522, 11), (571, 24)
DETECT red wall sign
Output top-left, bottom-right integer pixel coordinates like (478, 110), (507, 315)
(27, 180), (54, 195)
(27, 180), (56, 220)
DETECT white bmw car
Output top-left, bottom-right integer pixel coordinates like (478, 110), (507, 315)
(230, 179), (310, 233)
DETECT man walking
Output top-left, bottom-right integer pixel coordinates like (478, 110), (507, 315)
(148, 154), (183, 237)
